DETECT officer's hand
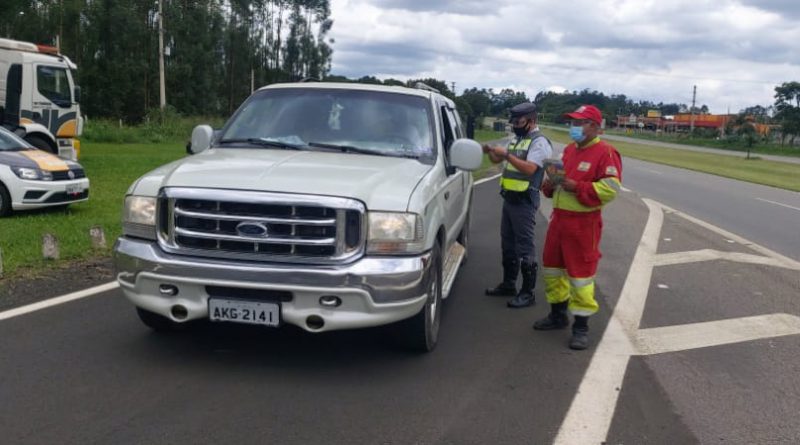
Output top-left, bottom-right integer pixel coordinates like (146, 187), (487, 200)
(493, 147), (508, 158)
(561, 178), (578, 192)
(542, 178), (553, 189)
(481, 144), (492, 154)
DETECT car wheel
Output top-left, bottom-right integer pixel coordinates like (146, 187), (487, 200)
(26, 135), (56, 154)
(395, 241), (442, 352)
(0, 183), (12, 217)
(136, 307), (182, 332)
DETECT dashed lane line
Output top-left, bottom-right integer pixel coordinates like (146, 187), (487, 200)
(756, 197), (800, 213)
(0, 281), (118, 322)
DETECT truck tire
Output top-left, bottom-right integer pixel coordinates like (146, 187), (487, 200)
(26, 135), (56, 154)
(395, 241), (443, 352)
(136, 307), (182, 332)
(0, 183), (12, 216)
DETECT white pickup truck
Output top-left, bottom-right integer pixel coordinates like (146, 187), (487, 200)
(113, 82), (482, 352)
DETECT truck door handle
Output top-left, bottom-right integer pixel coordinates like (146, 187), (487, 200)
(444, 191), (450, 200)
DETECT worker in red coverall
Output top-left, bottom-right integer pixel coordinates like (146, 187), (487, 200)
(533, 105), (622, 350)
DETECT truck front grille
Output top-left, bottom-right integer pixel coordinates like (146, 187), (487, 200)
(158, 188), (365, 264)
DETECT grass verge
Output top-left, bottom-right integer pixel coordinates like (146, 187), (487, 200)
(0, 142), (186, 278)
(541, 129), (800, 192)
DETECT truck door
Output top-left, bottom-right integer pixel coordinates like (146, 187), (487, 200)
(31, 64), (75, 136)
(438, 102), (465, 247)
(3, 64), (22, 127)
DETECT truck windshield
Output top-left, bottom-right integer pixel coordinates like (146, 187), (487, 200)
(36, 65), (72, 107)
(220, 88), (435, 161)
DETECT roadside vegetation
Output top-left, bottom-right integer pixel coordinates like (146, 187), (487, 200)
(601, 128), (800, 158)
(541, 129), (800, 192)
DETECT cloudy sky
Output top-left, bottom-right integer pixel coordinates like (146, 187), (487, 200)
(328, 0), (800, 113)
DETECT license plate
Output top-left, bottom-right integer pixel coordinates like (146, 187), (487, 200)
(66, 183), (83, 195)
(208, 298), (280, 327)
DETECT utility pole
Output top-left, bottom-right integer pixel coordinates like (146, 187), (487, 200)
(451, 81), (456, 95)
(158, 0), (166, 110)
(690, 85), (696, 133)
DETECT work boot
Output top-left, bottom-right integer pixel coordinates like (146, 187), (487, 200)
(507, 262), (537, 308)
(533, 301), (569, 330)
(569, 316), (590, 350)
(485, 259), (519, 296)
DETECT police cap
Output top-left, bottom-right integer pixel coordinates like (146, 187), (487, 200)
(508, 102), (538, 123)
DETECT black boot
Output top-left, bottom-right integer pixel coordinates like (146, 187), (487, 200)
(507, 262), (537, 308)
(533, 301), (569, 330)
(569, 316), (590, 350)
(485, 259), (519, 296)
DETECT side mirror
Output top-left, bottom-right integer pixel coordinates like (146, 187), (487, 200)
(189, 124), (214, 154)
(73, 86), (81, 104)
(449, 138), (482, 171)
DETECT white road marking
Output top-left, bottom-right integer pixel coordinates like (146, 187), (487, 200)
(636, 314), (800, 355)
(658, 202), (800, 270)
(756, 197), (800, 213)
(0, 281), (118, 322)
(473, 173), (501, 186)
(657, 284), (669, 289)
(653, 249), (800, 270)
(554, 199), (663, 445)
(642, 168), (664, 175)
(621, 186), (632, 192)
(554, 197), (800, 444)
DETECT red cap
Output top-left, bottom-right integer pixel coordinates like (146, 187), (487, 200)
(564, 105), (603, 125)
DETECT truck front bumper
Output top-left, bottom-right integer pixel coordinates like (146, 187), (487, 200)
(113, 237), (432, 332)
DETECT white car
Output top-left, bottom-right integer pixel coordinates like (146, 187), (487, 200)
(0, 126), (89, 216)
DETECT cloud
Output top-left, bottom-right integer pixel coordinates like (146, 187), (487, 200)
(328, 0), (800, 112)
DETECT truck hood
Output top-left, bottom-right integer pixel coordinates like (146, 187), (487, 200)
(133, 148), (432, 211)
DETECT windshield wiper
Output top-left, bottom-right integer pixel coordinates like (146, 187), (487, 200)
(218, 138), (305, 150)
(307, 142), (419, 159)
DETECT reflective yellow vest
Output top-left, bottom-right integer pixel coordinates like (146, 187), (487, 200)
(500, 132), (547, 192)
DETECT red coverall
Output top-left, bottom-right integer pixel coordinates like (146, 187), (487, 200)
(541, 137), (622, 317)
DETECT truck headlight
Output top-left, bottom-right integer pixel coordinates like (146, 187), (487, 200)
(367, 212), (425, 254)
(12, 166), (53, 181)
(123, 195), (157, 240)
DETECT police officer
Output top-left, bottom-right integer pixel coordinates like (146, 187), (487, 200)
(483, 102), (553, 308)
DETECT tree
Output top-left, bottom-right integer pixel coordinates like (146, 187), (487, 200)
(774, 81), (800, 145)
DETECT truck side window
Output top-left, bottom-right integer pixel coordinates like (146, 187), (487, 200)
(36, 65), (72, 107)
(440, 105), (456, 153)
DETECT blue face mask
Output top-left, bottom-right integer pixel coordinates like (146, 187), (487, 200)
(569, 125), (584, 142)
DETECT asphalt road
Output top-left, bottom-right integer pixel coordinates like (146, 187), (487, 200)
(2, 158), (800, 444)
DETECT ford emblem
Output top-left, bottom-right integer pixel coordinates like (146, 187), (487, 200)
(68, 170), (75, 179)
(236, 221), (269, 238)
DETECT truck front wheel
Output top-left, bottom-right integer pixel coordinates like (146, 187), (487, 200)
(394, 241), (443, 352)
(26, 135), (56, 154)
